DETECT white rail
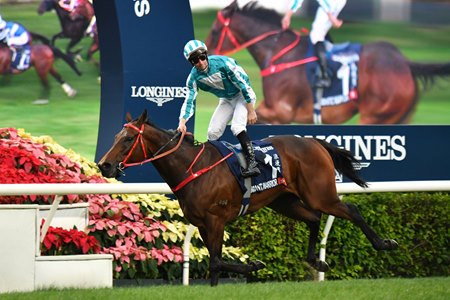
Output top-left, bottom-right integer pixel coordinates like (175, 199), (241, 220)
(1, 180), (450, 284)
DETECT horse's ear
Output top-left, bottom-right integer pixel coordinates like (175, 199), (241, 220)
(125, 112), (132, 122)
(137, 109), (148, 126)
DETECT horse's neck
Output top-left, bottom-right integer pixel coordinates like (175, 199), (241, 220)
(232, 18), (281, 69)
(146, 133), (198, 187)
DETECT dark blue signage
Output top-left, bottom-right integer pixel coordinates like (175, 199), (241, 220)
(93, 0), (194, 182)
(223, 125), (450, 182)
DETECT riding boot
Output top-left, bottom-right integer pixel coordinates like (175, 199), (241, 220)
(237, 131), (260, 178)
(314, 41), (331, 88)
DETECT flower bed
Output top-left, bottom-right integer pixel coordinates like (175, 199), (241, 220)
(0, 128), (247, 280)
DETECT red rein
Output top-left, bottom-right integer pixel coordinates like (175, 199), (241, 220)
(120, 123), (233, 192)
(214, 11), (317, 77)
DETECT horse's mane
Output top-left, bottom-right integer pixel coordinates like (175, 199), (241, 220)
(143, 120), (198, 146)
(239, 1), (283, 27)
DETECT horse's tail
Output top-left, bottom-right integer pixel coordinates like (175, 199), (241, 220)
(30, 31), (82, 76)
(29, 31), (52, 45)
(51, 45), (82, 76)
(408, 61), (450, 90)
(314, 138), (368, 188)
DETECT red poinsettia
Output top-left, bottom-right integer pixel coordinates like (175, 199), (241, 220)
(41, 219), (101, 255)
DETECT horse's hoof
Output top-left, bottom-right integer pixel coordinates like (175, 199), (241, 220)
(309, 260), (330, 272)
(249, 260), (266, 271)
(384, 239), (399, 250)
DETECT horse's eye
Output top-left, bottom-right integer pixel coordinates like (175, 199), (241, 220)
(124, 136), (134, 142)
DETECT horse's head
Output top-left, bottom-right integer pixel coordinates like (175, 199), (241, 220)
(205, 1), (239, 55)
(205, 1), (283, 55)
(97, 110), (150, 178)
(37, 0), (55, 15)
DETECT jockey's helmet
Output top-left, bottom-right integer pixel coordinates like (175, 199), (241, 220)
(183, 40), (207, 61)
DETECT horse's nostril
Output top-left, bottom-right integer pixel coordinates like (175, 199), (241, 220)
(98, 162), (111, 172)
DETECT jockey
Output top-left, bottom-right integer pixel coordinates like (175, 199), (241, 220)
(178, 40), (261, 178)
(59, 0), (91, 21)
(58, 0), (78, 12)
(282, 0), (347, 88)
(0, 15), (32, 72)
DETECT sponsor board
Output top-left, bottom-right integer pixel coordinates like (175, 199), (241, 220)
(222, 125), (450, 182)
(94, 0), (194, 183)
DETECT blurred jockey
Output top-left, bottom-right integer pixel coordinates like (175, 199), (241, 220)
(0, 15), (31, 72)
(283, 0), (347, 87)
(59, 0), (92, 21)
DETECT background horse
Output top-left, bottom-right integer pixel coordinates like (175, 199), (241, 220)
(97, 109), (398, 286)
(37, 0), (99, 63)
(0, 38), (80, 102)
(206, 1), (450, 124)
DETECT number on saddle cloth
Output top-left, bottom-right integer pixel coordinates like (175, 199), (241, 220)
(209, 140), (286, 195)
(305, 38), (362, 107)
(10, 46), (31, 71)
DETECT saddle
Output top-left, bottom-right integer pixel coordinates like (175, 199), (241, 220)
(209, 140), (286, 215)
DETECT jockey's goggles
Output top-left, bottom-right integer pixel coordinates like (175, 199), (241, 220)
(190, 53), (207, 65)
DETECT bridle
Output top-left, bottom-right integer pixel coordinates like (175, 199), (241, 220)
(117, 123), (185, 174)
(213, 10), (317, 77)
(214, 10), (280, 56)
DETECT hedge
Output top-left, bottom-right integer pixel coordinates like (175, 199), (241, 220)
(226, 192), (450, 281)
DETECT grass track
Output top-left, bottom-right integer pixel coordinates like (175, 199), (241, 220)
(2, 277), (449, 299)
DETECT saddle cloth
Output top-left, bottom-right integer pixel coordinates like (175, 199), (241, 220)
(209, 140), (286, 195)
(306, 37), (362, 106)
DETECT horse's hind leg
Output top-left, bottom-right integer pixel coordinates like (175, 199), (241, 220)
(321, 198), (398, 251)
(49, 68), (77, 97)
(268, 195), (329, 272)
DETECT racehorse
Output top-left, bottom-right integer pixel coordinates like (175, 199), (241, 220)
(97, 109), (398, 286)
(0, 39), (80, 102)
(37, 0), (99, 62)
(206, 1), (450, 124)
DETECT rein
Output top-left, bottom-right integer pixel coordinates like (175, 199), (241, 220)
(214, 11), (317, 77)
(118, 123), (185, 171)
(172, 145), (233, 192)
(118, 122), (233, 192)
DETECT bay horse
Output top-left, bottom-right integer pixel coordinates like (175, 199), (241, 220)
(0, 39), (80, 101)
(37, 0), (99, 62)
(206, 1), (450, 124)
(97, 109), (398, 286)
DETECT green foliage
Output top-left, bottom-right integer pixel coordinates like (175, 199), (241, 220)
(227, 192), (450, 281)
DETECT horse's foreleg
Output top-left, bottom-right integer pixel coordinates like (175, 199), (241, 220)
(67, 37), (84, 62)
(199, 217), (265, 286)
(51, 32), (64, 47)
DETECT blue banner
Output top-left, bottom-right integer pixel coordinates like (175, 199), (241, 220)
(222, 125), (450, 182)
(93, 0), (194, 182)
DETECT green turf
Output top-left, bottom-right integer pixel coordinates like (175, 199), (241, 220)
(1, 4), (450, 160)
(1, 277), (449, 299)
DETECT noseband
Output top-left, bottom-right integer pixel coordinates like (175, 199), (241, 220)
(118, 123), (185, 173)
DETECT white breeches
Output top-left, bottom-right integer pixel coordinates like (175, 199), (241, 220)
(7, 32), (30, 47)
(310, 0), (347, 44)
(207, 93), (255, 141)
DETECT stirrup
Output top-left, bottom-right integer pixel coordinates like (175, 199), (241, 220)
(241, 162), (260, 178)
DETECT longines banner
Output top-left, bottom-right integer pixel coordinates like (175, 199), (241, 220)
(93, 0), (194, 182)
(93, 0), (449, 184)
(223, 125), (450, 182)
